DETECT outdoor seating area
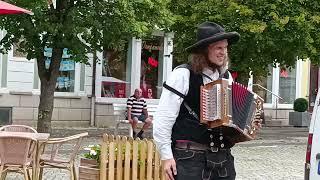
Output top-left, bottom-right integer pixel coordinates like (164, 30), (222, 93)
(0, 124), (88, 180)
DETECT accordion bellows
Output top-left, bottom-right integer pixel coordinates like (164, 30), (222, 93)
(200, 79), (264, 143)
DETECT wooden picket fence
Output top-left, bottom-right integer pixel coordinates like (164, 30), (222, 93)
(99, 134), (165, 180)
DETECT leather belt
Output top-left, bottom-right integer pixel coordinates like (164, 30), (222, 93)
(175, 141), (228, 152)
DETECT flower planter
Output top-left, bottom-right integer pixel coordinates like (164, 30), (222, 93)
(79, 158), (100, 180)
(289, 111), (311, 127)
(79, 134), (164, 180)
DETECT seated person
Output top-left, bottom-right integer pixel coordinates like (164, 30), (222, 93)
(127, 88), (153, 139)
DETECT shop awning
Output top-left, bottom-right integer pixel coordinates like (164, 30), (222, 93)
(101, 77), (129, 84)
(0, 0), (33, 15)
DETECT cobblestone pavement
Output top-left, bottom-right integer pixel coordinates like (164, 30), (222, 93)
(4, 127), (308, 180)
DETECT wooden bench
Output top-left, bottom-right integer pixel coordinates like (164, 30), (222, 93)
(113, 103), (157, 137)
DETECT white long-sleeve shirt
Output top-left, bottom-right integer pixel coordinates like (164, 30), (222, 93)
(153, 67), (232, 160)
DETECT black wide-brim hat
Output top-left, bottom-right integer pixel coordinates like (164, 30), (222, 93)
(186, 22), (240, 52)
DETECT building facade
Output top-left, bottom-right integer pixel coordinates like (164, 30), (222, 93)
(0, 29), (315, 127)
(0, 31), (174, 128)
(251, 59), (311, 126)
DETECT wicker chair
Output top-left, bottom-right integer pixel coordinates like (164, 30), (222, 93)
(38, 132), (88, 180)
(0, 125), (37, 133)
(0, 135), (37, 180)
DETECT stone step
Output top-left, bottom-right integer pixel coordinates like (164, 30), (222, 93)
(264, 120), (282, 127)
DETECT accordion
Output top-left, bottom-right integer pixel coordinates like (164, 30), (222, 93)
(200, 79), (264, 143)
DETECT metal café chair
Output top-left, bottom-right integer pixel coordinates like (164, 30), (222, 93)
(0, 135), (37, 180)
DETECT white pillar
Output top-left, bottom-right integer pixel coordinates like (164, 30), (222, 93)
(129, 37), (142, 95)
(163, 32), (174, 82)
(273, 63), (280, 108)
(296, 57), (302, 99)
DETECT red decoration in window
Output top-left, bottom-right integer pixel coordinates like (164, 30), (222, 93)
(280, 69), (288, 78)
(148, 57), (158, 67)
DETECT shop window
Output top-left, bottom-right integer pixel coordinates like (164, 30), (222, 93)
(44, 48), (75, 92)
(141, 37), (164, 99)
(101, 45), (130, 98)
(279, 67), (296, 104)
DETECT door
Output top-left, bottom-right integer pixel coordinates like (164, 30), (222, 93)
(309, 65), (319, 112)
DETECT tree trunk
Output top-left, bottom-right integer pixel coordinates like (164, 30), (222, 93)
(37, 48), (63, 133)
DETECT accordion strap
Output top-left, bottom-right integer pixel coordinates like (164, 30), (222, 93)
(163, 82), (199, 120)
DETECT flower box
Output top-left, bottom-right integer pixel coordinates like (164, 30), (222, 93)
(79, 134), (164, 180)
(79, 158), (100, 180)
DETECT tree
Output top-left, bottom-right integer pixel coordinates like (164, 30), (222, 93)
(169, 0), (320, 79)
(0, 0), (172, 133)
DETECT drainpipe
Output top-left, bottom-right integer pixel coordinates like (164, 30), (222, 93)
(90, 52), (97, 126)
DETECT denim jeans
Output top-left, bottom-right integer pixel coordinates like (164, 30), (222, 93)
(173, 147), (236, 180)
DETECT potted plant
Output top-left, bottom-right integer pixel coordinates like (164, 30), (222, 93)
(79, 138), (163, 180)
(79, 145), (101, 180)
(289, 98), (311, 127)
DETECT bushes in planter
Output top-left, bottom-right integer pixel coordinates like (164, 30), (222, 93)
(293, 98), (308, 112)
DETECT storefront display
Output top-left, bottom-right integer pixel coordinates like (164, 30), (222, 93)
(101, 47), (130, 98)
(44, 48), (75, 92)
(140, 37), (163, 99)
(279, 67), (296, 104)
(101, 77), (127, 98)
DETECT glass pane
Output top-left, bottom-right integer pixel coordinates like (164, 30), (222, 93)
(141, 37), (164, 99)
(101, 44), (130, 98)
(253, 65), (273, 103)
(44, 48), (75, 92)
(13, 42), (27, 57)
(279, 67), (296, 104)
(0, 107), (11, 125)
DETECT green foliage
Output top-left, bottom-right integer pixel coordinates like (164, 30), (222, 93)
(0, 0), (173, 63)
(293, 98), (308, 112)
(83, 143), (148, 167)
(169, 0), (320, 80)
(0, 0), (172, 131)
(83, 145), (101, 164)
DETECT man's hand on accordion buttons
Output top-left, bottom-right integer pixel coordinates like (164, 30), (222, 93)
(252, 119), (262, 131)
(251, 113), (263, 138)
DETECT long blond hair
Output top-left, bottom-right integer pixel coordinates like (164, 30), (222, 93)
(189, 48), (229, 75)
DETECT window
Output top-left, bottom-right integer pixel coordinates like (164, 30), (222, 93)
(140, 37), (164, 99)
(13, 42), (27, 58)
(0, 107), (12, 125)
(44, 48), (75, 92)
(279, 67), (296, 104)
(101, 44), (130, 98)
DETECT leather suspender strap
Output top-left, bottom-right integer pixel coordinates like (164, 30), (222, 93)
(163, 82), (199, 120)
(163, 82), (185, 99)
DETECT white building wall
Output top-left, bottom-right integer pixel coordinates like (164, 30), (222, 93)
(7, 58), (34, 91)
(84, 54), (93, 95)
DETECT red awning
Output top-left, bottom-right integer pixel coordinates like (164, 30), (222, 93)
(0, 0), (33, 15)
